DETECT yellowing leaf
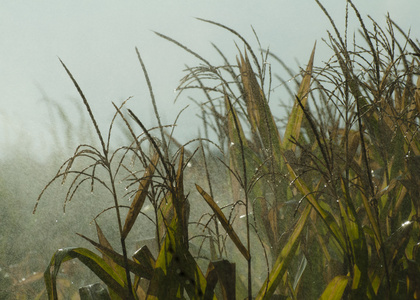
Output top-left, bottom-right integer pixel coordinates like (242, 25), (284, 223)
(95, 221), (127, 285)
(122, 152), (159, 240)
(319, 276), (349, 300)
(283, 43), (316, 151)
(196, 184), (250, 261)
(238, 50), (282, 165)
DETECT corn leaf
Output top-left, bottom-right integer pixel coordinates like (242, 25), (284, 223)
(238, 50), (283, 167)
(133, 245), (155, 273)
(146, 232), (182, 299)
(77, 233), (153, 280)
(44, 247), (129, 300)
(225, 91), (265, 198)
(173, 147), (189, 248)
(147, 216), (209, 299)
(157, 191), (175, 245)
(286, 163), (346, 250)
(196, 184), (250, 261)
(282, 43), (316, 151)
(95, 221), (127, 299)
(204, 260), (236, 300)
(319, 275), (349, 300)
(122, 152), (159, 240)
(256, 203), (312, 299)
(337, 187), (369, 294)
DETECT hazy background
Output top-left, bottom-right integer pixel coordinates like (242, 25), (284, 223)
(2, 0), (420, 160)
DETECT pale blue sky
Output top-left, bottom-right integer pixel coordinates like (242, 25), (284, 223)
(1, 0), (419, 159)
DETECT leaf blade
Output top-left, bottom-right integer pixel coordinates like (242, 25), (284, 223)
(122, 151), (159, 240)
(196, 184), (250, 260)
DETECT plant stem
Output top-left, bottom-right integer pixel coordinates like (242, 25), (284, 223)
(108, 171), (134, 299)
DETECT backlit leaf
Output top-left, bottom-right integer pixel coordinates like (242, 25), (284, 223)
(44, 247), (129, 300)
(282, 43), (316, 151)
(196, 184), (250, 261)
(256, 203), (312, 299)
(122, 152), (159, 240)
(319, 275), (349, 300)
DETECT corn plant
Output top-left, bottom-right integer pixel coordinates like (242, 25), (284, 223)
(166, 19), (317, 298)
(33, 44), (242, 299)
(162, 1), (420, 298)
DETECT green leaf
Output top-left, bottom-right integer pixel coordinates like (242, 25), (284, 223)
(95, 221), (127, 299)
(77, 233), (153, 280)
(319, 275), (349, 300)
(256, 203), (312, 299)
(286, 164), (346, 250)
(44, 247), (130, 300)
(147, 217), (209, 299)
(157, 191), (174, 245)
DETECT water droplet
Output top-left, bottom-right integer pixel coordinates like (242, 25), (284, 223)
(401, 220), (412, 227)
